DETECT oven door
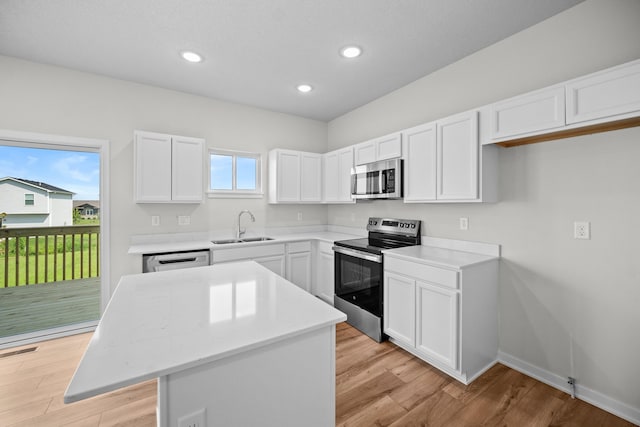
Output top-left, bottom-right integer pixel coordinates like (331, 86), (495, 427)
(333, 246), (383, 317)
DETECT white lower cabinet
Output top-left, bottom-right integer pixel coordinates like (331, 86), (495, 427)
(286, 241), (312, 292)
(313, 241), (335, 304)
(212, 244), (285, 277)
(384, 254), (497, 384)
(254, 255), (285, 277)
(212, 241), (313, 292)
(416, 281), (458, 370)
(384, 273), (415, 347)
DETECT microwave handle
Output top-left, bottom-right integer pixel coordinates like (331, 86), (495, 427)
(381, 170), (387, 192)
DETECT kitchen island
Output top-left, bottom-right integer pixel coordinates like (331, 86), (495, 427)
(64, 261), (346, 427)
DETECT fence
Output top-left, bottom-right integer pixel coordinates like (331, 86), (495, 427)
(0, 225), (100, 288)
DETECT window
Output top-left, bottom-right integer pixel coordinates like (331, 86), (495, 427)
(208, 149), (262, 198)
(25, 194), (34, 206)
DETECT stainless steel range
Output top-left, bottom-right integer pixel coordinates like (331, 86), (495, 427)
(333, 217), (421, 342)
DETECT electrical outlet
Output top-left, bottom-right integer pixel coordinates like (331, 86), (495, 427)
(178, 408), (206, 427)
(297, 212), (303, 221)
(178, 215), (191, 226)
(151, 215), (160, 226)
(459, 217), (469, 230)
(574, 221), (590, 239)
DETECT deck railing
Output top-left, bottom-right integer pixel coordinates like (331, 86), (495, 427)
(0, 225), (100, 288)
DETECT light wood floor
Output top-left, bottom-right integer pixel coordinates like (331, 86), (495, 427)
(0, 322), (634, 426)
(0, 278), (100, 339)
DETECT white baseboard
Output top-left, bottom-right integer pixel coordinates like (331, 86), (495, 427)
(498, 351), (640, 426)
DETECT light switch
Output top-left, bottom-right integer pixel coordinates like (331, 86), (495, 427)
(178, 215), (191, 226)
(151, 216), (160, 226)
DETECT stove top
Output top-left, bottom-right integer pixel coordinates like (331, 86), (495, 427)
(333, 237), (414, 255)
(334, 217), (422, 255)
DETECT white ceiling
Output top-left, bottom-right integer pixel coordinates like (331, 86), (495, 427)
(0, 0), (584, 121)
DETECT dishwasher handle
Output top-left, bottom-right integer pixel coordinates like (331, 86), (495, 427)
(142, 250), (211, 273)
(158, 257), (197, 264)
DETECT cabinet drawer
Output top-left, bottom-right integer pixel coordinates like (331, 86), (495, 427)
(385, 256), (458, 289)
(287, 241), (312, 253)
(213, 243), (285, 263)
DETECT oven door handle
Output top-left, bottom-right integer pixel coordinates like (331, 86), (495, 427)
(332, 246), (383, 263)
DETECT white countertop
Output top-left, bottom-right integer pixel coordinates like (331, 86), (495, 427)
(384, 245), (498, 269)
(64, 261), (346, 403)
(127, 231), (359, 254)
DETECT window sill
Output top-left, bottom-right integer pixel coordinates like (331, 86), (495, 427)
(207, 192), (264, 199)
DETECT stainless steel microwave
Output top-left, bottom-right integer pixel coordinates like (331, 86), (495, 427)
(350, 158), (403, 200)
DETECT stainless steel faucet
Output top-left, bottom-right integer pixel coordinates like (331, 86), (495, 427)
(237, 210), (255, 239)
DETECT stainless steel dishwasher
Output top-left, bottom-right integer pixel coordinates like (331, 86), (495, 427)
(142, 249), (210, 273)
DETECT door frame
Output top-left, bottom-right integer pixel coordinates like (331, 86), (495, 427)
(0, 128), (110, 348)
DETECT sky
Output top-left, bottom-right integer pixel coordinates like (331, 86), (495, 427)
(0, 145), (100, 200)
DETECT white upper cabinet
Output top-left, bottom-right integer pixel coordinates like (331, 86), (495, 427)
(403, 111), (495, 203)
(402, 122), (437, 202)
(300, 152), (323, 202)
(490, 86), (566, 140)
(484, 59), (640, 146)
(437, 111), (479, 201)
(171, 136), (205, 202)
(134, 131), (203, 203)
(323, 147), (354, 204)
(268, 149), (322, 204)
(566, 60), (640, 125)
(354, 132), (402, 165)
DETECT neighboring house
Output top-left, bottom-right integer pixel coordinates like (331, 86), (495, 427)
(0, 177), (74, 227)
(74, 200), (100, 219)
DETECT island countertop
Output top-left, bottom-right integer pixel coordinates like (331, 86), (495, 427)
(64, 261), (346, 403)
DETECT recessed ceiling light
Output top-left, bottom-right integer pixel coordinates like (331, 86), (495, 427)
(297, 84), (313, 93)
(340, 46), (362, 59)
(181, 51), (203, 63)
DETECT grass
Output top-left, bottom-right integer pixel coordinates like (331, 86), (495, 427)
(0, 234), (99, 287)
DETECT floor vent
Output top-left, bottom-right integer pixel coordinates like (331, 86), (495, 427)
(0, 346), (38, 358)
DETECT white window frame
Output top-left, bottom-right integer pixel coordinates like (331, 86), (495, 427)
(208, 148), (263, 198)
(25, 193), (35, 206)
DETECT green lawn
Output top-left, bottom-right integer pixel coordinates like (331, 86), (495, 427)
(0, 235), (99, 287)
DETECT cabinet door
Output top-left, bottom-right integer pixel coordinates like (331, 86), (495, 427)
(134, 132), (172, 202)
(437, 111), (479, 200)
(416, 281), (458, 370)
(323, 151), (339, 202)
(490, 86), (565, 139)
(403, 122), (436, 202)
(314, 246), (334, 304)
(354, 141), (376, 165)
(287, 251), (312, 292)
(300, 153), (322, 202)
(171, 136), (204, 202)
(383, 272), (415, 347)
(255, 255), (285, 277)
(376, 133), (402, 161)
(566, 60), (640, 124)
(337, 148), (354, 202)
(276, 151), (301, 202)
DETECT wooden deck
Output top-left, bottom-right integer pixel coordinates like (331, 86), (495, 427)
(0, 278), (100, 339)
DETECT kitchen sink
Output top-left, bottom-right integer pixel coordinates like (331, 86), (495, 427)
(241, 237), (274, 242)
(211, 237), (274, 244)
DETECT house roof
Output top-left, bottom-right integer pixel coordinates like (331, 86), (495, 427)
(73, 200), (100, 209)
(0, 177), (75, 195)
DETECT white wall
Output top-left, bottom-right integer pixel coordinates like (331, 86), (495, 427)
(0, 55), (328, 295)
(328, 0), (640, 417)
(49, 193), (73, 226)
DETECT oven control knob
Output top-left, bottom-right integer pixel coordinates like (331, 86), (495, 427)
(400, 223), (404, 228)
(411, 224), (416, 228)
